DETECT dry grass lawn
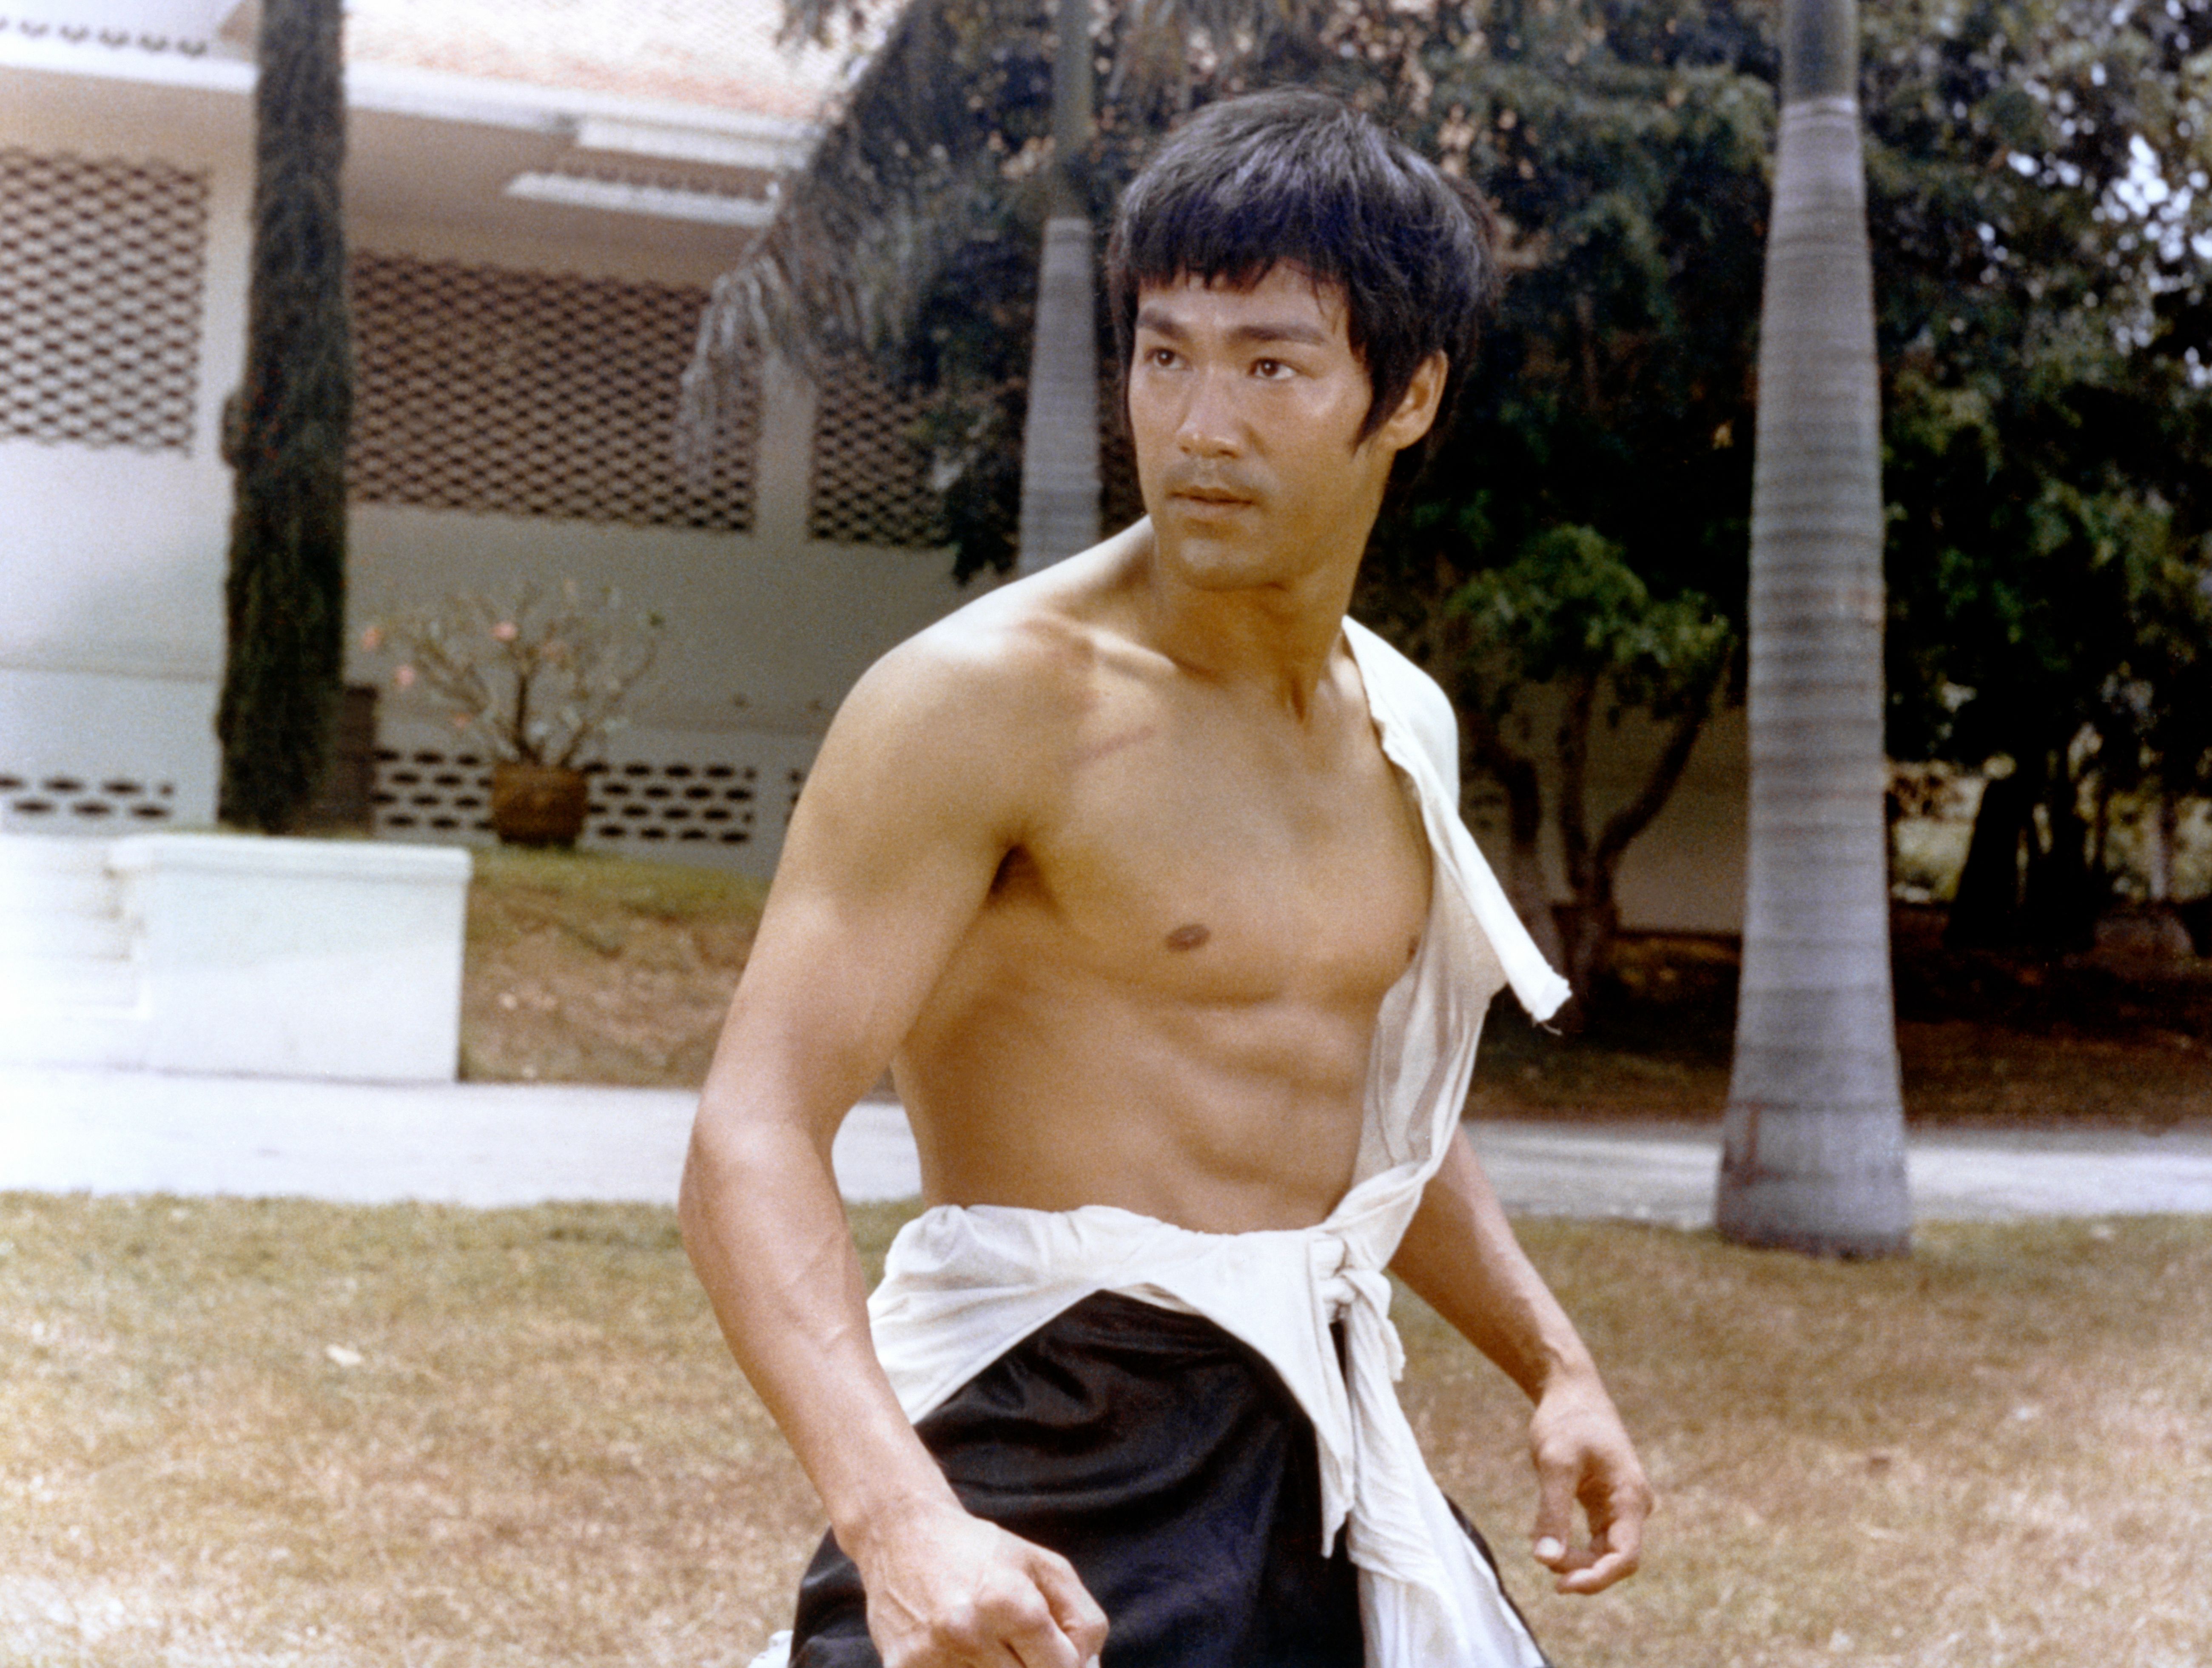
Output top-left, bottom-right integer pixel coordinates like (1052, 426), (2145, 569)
(5, 1196), (2207, 1668)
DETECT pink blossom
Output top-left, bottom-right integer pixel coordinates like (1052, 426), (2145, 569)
(491, 620), (520, 642)
(450, 712), (472, 730)
(360, 625), (384, 651)
(393, 664), (417, 689)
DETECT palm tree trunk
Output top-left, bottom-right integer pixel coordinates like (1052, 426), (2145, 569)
(1016, 0), (1101, 574)
(1715, 0), (1910, 1255)
(216, 0), (351, 832)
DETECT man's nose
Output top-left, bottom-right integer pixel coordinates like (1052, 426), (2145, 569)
(1175, 368), (1241, 456)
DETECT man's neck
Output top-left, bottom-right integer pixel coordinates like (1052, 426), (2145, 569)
(1126, 522), (1366, 720)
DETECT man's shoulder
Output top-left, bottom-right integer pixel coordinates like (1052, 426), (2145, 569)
(862, 573), (1108, 729)
(834, 539), (1139, 774)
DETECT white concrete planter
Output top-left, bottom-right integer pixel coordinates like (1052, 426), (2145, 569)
(111, 834), (470, 1082)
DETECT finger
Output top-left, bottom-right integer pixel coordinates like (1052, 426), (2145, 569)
(1581, 1471), (1652, 1564)
(983, 1585), (1079, 1668)
(1530, 1452), (1577, 1569)
(1555, 1543), (1640, 1595)
(1027, 1548), (1109, 1662)
(1555, 1511), (1645, 1596)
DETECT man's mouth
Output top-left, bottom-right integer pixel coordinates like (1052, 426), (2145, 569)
(1170, 485), (1255, 508)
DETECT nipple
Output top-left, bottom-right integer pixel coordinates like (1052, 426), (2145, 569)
(1165, 922), (1211, 952)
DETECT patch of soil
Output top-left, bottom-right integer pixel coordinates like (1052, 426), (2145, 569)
(462, 857), (2208, 1130)
(459, 853), (760, 1087)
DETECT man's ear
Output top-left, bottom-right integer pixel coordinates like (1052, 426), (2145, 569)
(1375, 352), (1449, 453)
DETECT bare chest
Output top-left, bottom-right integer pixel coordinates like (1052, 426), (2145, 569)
(1000, 693), (1432, 1008)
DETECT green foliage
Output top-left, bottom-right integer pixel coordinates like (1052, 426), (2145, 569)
(1363, 0), (1774, 635)
(1453, 527), (1734, 720)
(1864, 0), (2212, 929)
(723, 0), (2212, 932)
(216, 0), (350, 834)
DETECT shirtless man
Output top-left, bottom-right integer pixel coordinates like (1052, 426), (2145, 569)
(680, 89), (1651, 1668)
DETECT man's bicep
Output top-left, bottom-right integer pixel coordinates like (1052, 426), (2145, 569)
(703, 649), (1028, 1130)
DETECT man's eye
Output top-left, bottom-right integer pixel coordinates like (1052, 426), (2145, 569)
(1253, 358), (1291, 379)
(1145, 346), (1179, 368)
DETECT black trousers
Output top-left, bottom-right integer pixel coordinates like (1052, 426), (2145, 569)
(788, 1291), (1532, 1668)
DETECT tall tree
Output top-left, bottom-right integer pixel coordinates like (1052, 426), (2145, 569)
(1714, 0), (1910, 1255)
(216, 0), (351, 833)
(1015, 0), (1102, 574)
(1868, 0), (2212, 947)
(1355, 0), (1774, 985)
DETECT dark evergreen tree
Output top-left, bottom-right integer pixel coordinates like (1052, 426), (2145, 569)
(216, 0), (351, 833)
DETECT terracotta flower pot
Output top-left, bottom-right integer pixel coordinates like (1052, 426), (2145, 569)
(490, 761), (590, 848)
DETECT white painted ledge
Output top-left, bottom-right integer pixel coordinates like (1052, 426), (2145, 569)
(111, 833), (470, 1082)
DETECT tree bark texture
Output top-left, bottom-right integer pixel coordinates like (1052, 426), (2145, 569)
(1016, 214), (1104, 573)
(1715, 76), (1912, 1255)
(1460, 705), (1566, 970)
(216, 0), (351, 832)
(1557, 679), (1721, 1009)
(1945, 769), (2035, 948)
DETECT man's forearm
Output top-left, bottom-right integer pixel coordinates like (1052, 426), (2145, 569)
(1393, 1127), (1652, 1593)
(677, 1108), (958, 1543)
(1388, 1129), (1601, 1400)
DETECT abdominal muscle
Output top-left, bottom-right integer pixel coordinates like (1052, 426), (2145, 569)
(894, 956), (1386, 1235)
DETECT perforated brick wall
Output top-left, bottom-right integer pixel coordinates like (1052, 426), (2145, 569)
(347, 251), (759, 529)
(0, 771), (178, 830)
(806, 352), (944, 548)
(372, 746), (806, 854)
(0, 147), (208, 451)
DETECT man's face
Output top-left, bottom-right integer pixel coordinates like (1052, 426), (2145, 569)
(1126, 264), (1438, 593)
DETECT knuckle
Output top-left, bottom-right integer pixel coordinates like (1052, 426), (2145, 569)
(925, 1605), (983, 1652)
(994, 1588), (1052, 1631)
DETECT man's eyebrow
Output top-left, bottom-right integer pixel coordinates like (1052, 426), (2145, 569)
(1227, 320), (1332, 348)
(1132, 308), (1333, 348)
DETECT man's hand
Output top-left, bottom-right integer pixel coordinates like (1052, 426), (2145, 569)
(853, 1498), (1109, 1668)
(1527, 1370), (1653, 1596)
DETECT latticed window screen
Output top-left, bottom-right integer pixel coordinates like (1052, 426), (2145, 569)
(347, 251), (758, 529)
(0, 148), (208, 451)
(806, 353), (945, 548)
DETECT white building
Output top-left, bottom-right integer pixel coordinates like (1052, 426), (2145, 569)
(3, 0), (972, 878)
(3, 0), (1755, 943)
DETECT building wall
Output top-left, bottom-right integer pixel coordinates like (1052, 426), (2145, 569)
(1458, 698), (1748, 937)
(0, 57), (1752, 926)
(0, 64), (976, 872)
(0, 66), (251, 828)
(339, 217), (973, 877)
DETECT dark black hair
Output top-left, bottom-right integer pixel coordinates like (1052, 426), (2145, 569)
(1106, 87), (1500, 490)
